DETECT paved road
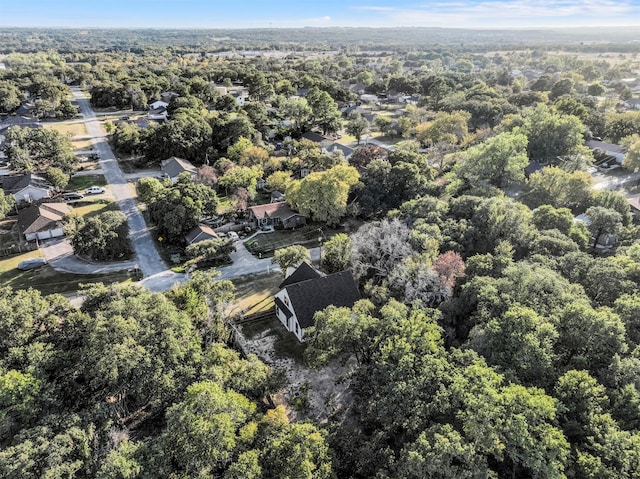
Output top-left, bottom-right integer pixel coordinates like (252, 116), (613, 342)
(139, 243), (321, 292)
(72, 87), (166, 278)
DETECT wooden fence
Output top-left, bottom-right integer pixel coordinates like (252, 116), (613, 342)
(0, 242), (38, 258)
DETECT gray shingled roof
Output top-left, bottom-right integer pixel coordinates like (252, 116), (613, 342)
(279, 262), (322, 289)
(284, 270), (360, 329)
(161, 157), (197, 179)
(1, 173), (50, 194)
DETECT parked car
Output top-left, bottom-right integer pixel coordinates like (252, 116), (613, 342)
(63, 192), (84, 201)
(17, 258), (47, 270)
(85, 186), (106, 194)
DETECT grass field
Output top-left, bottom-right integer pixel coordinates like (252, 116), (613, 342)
(44, 120), (88, 138)
(229, 273), (282, 316)
(0, 250), (134, 295)
(67, 174), (107, 192)
(70, 199), (117, 219)
(243, 224), (327, 256)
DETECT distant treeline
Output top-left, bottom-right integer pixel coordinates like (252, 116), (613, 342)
(0, 27), (639, 54)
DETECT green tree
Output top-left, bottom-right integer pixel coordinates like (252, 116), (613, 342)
(185, 238), (235, 267)
(470, 305), (558, 387)
(70, 211), (132, 262)
(585, 206), (623, 251)
(0, 81), (22, 113)
(147, 176), (218, 243)
(512, 104), (587, 163)
(287, 164), (359, 226)
(2, 126), (76, 173)
(161, 381), (256, 477)
(266, 171), (292, 193)
(45, 166), (69, 191)
(307, 87), (342, 135)
(272, 245), (311, 275)
(527, 166), (593, 211)
(0, 190), (14, 220)
(454, 131), (528, 188)
(345, 112), (369, 145)
(321, 233), (352, 274)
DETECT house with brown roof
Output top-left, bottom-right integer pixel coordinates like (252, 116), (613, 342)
(274, 262), (360, 341)
(247, 202), (306, 229)
(18, 202), (70, 241)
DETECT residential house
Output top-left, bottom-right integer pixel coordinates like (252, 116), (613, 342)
(185, 224), (219, 245)
(324, 142), (354, 160)
(161, 157), (198, 183)
(301, 131), (334, 149)
(624, 98), (640, 110)
(148, 107), (168, 122)
(18, 202), (70, 241)
(586, 140), (626, 164)
(214, 86), (228, 96)
(360, 94), (379, 104)
(627, 197), (640, 220)
(247, 202), (305, 229)
(270, 190), (285, 202)
(274, 263), (361, 341)
(349, 83), (367, 95)
(148, 100), (169, 111)
(1, 173), (53, 204)
(574, 214), (618, 252)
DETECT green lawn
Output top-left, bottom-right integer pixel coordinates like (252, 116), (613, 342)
(71, 200), (117, 219)
(243, 224), (327, 256)
(0, 251), (134, 296)
(66, 175), (107, 192)
(229, 273), (282, 316)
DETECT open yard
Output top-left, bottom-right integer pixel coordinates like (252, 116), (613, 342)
(0, 250), (134, 295)
(66, 174), (107, 192)
(238, 314), (356, 422)
(243, 224), (327, 256)
(70, 199), (117, 219)
(229, 272), (282, 316)
(44, 120), (88, 138)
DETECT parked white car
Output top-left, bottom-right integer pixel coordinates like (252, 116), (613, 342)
(85, 186), (106, 194)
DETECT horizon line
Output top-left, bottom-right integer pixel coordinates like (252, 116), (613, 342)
(1, 24), (639, 30)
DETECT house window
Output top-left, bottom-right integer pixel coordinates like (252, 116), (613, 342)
(295, 322), (300, 336)
(275, 306), (279, 316)
(284, 297), (289, 307)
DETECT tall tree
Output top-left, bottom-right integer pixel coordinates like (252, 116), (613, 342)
(287, 164), (359, 226)
(454, 131), (529, 188)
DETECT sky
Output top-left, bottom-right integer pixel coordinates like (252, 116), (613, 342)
(0, 0), (638, 29)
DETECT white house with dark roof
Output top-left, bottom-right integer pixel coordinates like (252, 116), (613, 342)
(586, 140), (626, 164)
(274, 263), (361, 341)
(1, 173), (53, 204)
(161, 157), (198, 183)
